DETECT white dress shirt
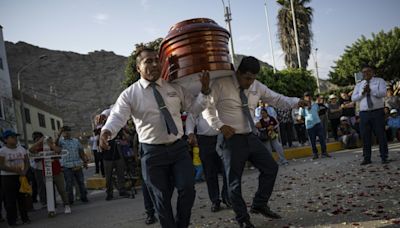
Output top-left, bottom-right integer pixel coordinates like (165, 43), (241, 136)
(351, 77), (386, 111)
(186, 112), (219, 136)
(203, 75), (300, 134)
(102, 78), (208, 144)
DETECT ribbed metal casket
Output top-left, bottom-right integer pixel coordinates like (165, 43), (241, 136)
(159, 18), (234, 94)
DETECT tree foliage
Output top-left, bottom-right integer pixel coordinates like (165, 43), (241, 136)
(123, 38), (163, 88)
(277, 0), (313, 69)
(258, 67), (317, 97)
(329, 27), (400, 86)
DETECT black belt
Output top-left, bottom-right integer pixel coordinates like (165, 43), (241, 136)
(147, 139), (181, 147)
(360, 108), (384, 113)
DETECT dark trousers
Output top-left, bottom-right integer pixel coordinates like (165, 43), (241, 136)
(294, 123), (307, 144)
(141, 139), (195, 228)
(142, 180), (155, 216)
(219, 134), (278, 223)
(0, 176), (3, 218)
(359, 109), (388, 161)
(1, 175), (29, 225)
(63, 168), (88, 203)
(307, 123), (327, 155)
(92, 150), (105, 176)
(104, 159), (126, 195)
(330, 118), (341, 140)
(279, 122), (294, 147)
(197, 135), (228, 204)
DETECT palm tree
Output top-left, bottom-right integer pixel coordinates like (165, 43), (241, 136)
(277, 0), (313, 69)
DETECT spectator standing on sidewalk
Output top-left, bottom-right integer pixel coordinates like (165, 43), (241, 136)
(340, 91), (356, 125)
(277, 108), (294, 147)
(316, 94), (329, 141)
(337, 116), (358, 149)
(29, 131), (71, 214)
(299, 92), (331, 160)
(0, 130), (31, 226)
(385, 87), (400, 111)
(387, 109), (400, 141)
(89, 129), (104, 177)
(328, 94), (342, 141)
(56, 126), (89, 204)
(292, 108), (308, 145)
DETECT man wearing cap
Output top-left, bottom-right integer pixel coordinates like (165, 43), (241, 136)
(203, 56), (308, 228)
(352, 64), (389, 165)
(0, 130), (31, 226)
(337, 116), (358, 149)
(387, 109), (400, 141)
(99, 47), (210, 228)
(385, 87), (400, 111)
(56, 126), (89, 204)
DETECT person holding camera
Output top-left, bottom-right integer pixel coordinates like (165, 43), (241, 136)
(56, 126), (89, 204)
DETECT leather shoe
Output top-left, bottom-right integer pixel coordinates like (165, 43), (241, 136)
(211, 202), (221, 212)
(360, 160), (372, 165)
(145, 214), (157, 225)
(312, 154), (319, 160)
(250, 206), (282, 219)
(382, 159), (390, 164)
(222, 198), (232, 208)
(321, 153), (331, 158)
(238, 220), (255, 228)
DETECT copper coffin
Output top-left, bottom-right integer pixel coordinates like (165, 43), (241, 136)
(159, 18), (234, 94)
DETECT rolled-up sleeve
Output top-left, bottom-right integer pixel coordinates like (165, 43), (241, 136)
(259, 83), (299, 110)
(351, 83), (364, 102)
(102, 88), (133, 139)
(185, 113), (196, 135)
(202, 84), (224, 131)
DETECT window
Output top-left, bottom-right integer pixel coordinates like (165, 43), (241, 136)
(57, 120), (61, 130)
(24, 108), (31, 124)
(0, 57), (3, 70)
(38, 113), (46, 128)
(0, 98), (4, 120)
(51, 118), (55, 130)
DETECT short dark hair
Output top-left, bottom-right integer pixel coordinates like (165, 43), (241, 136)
(135, 46), (156, 63)
(361, 63), (376, 71)
(32, 131), (43, 140)
(237, 56), (260, 74)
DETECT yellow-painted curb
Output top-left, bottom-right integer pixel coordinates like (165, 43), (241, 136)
(86, 176), (106, 190)
(271, 142), (343, 161)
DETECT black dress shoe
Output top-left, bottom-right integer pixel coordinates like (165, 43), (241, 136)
(321, 153), (331, 158)
(360, 160), (372, 165)
(382, 159), (390, 164)
(211, 202), (221, 212)
(250, 206), (282, 219)
(119, 191), (131, 198)
(238, 220), (255, 228)
(145, 214), (157, 225)
(222, 198), (232, 208)
(312, 154), (319, 160)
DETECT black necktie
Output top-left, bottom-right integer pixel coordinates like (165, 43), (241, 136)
(239, 88), (257, 134)
(366, 80), (373, 109)
(150, 82), (178, 135)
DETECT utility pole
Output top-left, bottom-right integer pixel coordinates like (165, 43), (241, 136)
(263, 0), (277, 73)
(290, 0), (302, 68)
(314, 48), (321, 93)
(222, 0), (236, 66)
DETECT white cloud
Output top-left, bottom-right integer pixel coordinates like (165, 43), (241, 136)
(144, 27), (159, 36)
(93, 13), (109, 24)
(260, 47), (286, 70)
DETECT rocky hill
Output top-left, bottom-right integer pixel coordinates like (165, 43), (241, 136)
(6, 41), (128, 133)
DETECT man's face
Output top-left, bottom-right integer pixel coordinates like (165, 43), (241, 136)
(330, 98), (337, 103)
(341, 93), (348, 99)
(317, 96), (324, 103)
(5, 136), (17, 146)
(304, 95), (311, 102)
(63, 131), (71, 139)
(136, 51), (161, 82)
(237, 72), (256, 89)
(362, 67), (374, 81)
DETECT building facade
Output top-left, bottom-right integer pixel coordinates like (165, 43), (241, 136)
(13, 89), (64, 144)
(0, 25), (17, 133)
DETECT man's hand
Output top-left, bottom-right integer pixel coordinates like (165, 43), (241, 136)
(188, 133), (197, 146)
(363, 84), (371, 95)
(255, 122), (262, 128)
(219, 125), (235, 139)
(100, 130), (112, 151)
(199, 70), (211, 95)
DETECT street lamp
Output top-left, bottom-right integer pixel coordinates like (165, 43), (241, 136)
(17, 54), (47, 147)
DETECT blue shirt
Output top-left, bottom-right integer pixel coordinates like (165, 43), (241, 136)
(59, 138), (83, 168)
(299, 103), (321, 129)
(388, 116), (400, 128)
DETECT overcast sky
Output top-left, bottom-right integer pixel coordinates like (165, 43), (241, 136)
(1, 0), (399, 79)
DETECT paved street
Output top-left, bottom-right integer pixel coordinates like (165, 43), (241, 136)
(20, 144), (400, 228)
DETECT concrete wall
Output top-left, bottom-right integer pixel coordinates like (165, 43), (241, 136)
(0, 25), (17, 131)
